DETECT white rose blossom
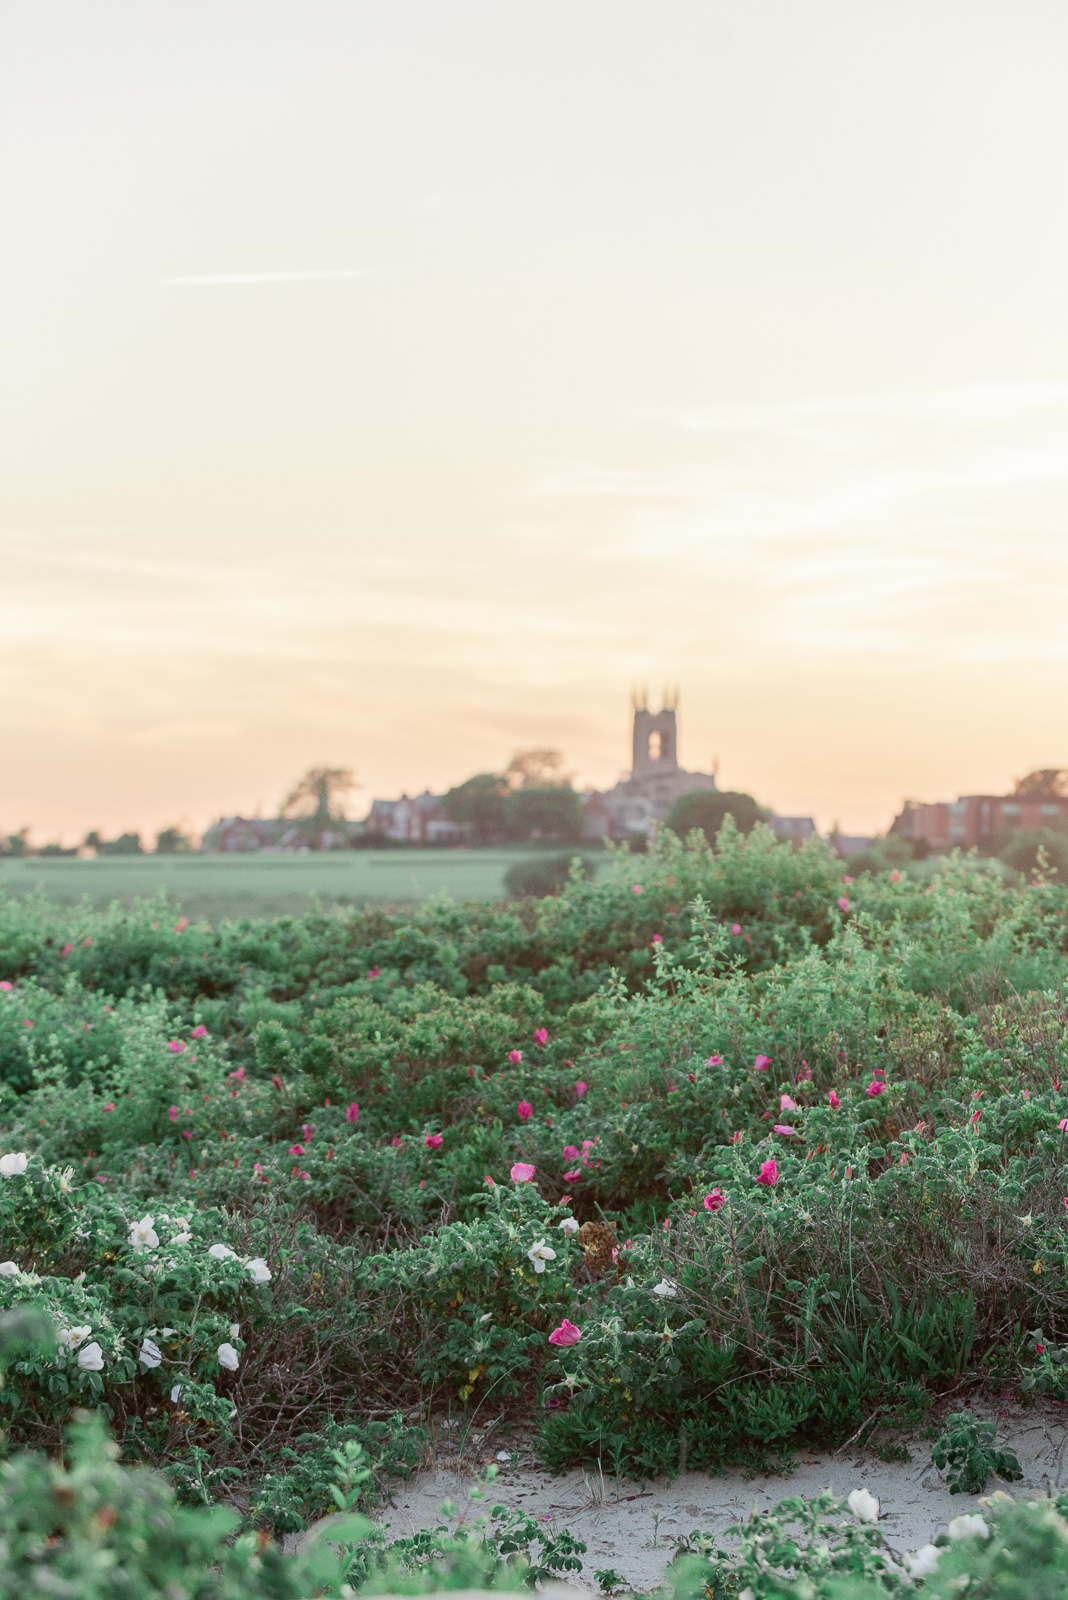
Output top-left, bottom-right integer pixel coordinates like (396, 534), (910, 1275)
(905, 1545), (941, 1577)
(948, 1514), (989, 1542)
(208, 1243), (237, 1261)
(652, 1278), (678, 1298)
(129, 1215), (159, 1252)
(847, 1488), (880, 1524)
(0, 1262), (18, 1278)
(527, 1239), (557, 1274)
(0, 1154), (28, 1178)
(245, 1257), (271, 1284)
(139, 1337), (163, 1369)
(77, 1342), (104, 1371)
(217, 1342), (240, 1372)
(557, 1217), (580, 1234)
(60, 1325), (92, 1351)
(171, 1232), (192, 1246)
(170, 1384), (183, 1404)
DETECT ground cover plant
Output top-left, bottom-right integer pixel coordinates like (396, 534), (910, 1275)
(2, 821), (1068, 1534)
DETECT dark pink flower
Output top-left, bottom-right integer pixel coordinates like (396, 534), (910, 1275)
(103, 1102), (115, 1113)
(728, 1130), (742, 1143)
(773, 1124), (796, 1137)
(191, 1025), (207, 1039)
(828, 1090), (841, 1108)
(272, 1076), (283, 1090)
(345, 1102), (360, 1123)
(562, 1145), (580, 1160)
(509, 1049), (523, 1065)
(367, 966), (380, 979)
(168, 1040), (186, 1055)
(60, 943), (73, 956)
(574, 1081), (587, 1098)
(866, 1079), (886, 1098)
(842, 875), (853, 884)
(797, 1061), (812, 1081)
(650, 934), (662, 945)
(754, 1054), (771, 1071)
(228, 1066), (245, 1081)
(510, 1162), (535, 1182)
(707, 1054), (723, 1066)
(548, 1319), (581, 1346)
(425, 1133), (443, 1149)
(837, 897), (851, 912)
(182, 1130), (192, 1140)
(534, 1027), (548, 1046)
(22, 1020), (32, 1028)
(757, 1159), (778, 1186)
(631, 884), (643, 895)
(731, 923), (742, 935)
(780, 1095), (797, 1111)
(173, 917), (188, 933)
(391, 1135), (404, 1147)
(703, 1189), (725, 1211)
(0, 982), (11, 991)
(517, 1100), (533, 1121)
(288, 1144), (305, 1156)
(169, 1106), (179, 1122)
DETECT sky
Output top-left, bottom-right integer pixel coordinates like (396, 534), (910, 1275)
(4, 1), (1068, 843)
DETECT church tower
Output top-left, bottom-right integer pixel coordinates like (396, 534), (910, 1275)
(630, 691), (680, 780)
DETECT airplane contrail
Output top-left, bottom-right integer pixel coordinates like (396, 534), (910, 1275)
(164, 269), (368, 286)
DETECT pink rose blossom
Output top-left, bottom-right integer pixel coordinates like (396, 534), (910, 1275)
(631, 884), (643, 895)
(21, 1020), (32, 1029)
(754, 1054), (771, 1071)
(548, 1319), (582, 1346)
(707, 1054), (723, 1066)
(562, 1145), (580, 1160)
(288, 1144), (305, 1156)
(780, 1095), (797, 1111)
(574, 1081), (587, 1098)
(889, 870), (902, 883)
(774, 1124), (796, 1137)
(169, 1106), (179, 1122)
(272, 1076), (283, 1090)
(730, 923), (742, 935)
(703, 1189), (725, 1211)
(757, 1159), (778, 1186)
(650, 934), (662, 945)
(797, 1061), (812, 1081)
(728, 1130), (742, 1143)
(517, 1100), (533, 1121)
(228, 1066), (245, 1081)
(842, 875), (853, 884)
(425, 1133), (444, 1149)
(563, 1169), (582, 1182)
(60, 943), (73, 956)
(367, 966), (380, 979)
(534, 1027), (548, 1046)
(828, 1090), (841, 1108)
(168, 1040), (186, 1055)
(837, 897), (851, 912)
(391, 1136), (405, 1147)
(103, 1102), (115, 1112)
(173, 917), (188, 933)
(182, 1130), (192, 1140)
(510, 1162), (536, 1182)
(867, 1079), (886, 1098)
(509, 1050), (523, 1065)
(191, 1025), (207, 1039)
(0, 982), (11, 990)
(345, 1102), (360, 1123)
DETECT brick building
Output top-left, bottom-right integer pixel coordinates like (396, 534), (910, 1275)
(894, 793), (1068, 853)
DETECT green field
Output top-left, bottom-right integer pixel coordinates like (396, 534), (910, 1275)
(0, 848), (607, 921)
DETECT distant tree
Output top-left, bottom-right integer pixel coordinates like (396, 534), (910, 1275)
(665, 790), (767, 845)
(155, 827), (193, 855)
(39, 843), (77, 857)
(503, 784), (584, 842)
(1001, 829), (1068, 879)
(504, 854), (595, 898)
(442, 774), (510, 843)
(280, 768), (357, 821)
(505, 749), (571, 789)
(84, 831), (143, 856)
(1013, 769), (1068, 799)
(0, 830), (29, 858)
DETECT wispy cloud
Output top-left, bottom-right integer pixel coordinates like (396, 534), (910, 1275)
(163, 269), (368, 287)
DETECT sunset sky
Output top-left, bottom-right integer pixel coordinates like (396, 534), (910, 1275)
(5, 1), (1068, 843)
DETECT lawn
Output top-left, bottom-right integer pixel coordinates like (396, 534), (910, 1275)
(0, 847), (608, 920)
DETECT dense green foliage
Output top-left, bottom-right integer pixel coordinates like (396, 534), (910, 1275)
(2, 821), (1068, 1537)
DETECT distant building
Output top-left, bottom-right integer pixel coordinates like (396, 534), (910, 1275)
(769, 816), (818, 846)
(365, 792), (465, 845)
(201, 817), (280, 853)
(894, 793), (1068, 853)
(201, 816), (362, 852)
(581, 696), (718, 841)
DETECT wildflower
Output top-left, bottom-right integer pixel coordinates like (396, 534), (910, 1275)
(653, 1278), (678, 1297)
(730, 923), (742, 935)
(191, 1024), (207, 1038)
(253, 1163), (265, 1176)
(287, 1144), (305, 1156)
(847, 1488), (879, 1523)
(728, 1130), (742, 1143)
(171, 1230), (192, 1244)
(899, 1153), (909, 1165)
(703, 1189), (725, 1211)
(228, 1066), (245, 1081)
(0, 1262), (16, 1277)
(947, 1514), (989, 1542)
(562, 1145), (580, 1160)
(707, 1054), (723, 1065)
(534, 1028), (548, 1046)
(797, 1061), (812, 1081)
(272, 1075), (283, 1090)
(582, 1138), (595, 1151)
(169, 1106), (179, 1122)
(509, 1050), (523, 1065)
(173, 917), (188, 933)
(905, 1545), (940, 1578)
(650, 934), (662, 946)
(217, 1343), (240, 1372)
(103, 1102), (115, 1113)
(558, 1216), (580, 1233)
(527, 1239), (557, 1273)
(774, 1124), (796, 1137)
(866, 1079), (886, 1097)
(510, 1162), (536, 1182)
(757, 1159), (778, 1187)
(0, 1154), (27, 1178)
(754, 1054), (771, 1071)
(139, 1337), (163, 1368)
(391, 1136), (404, 1147)
(548, 1319), (581, 1345)
(780, 1095), (797, 1111)
(367, 966), (380, 978)
(425, 1133), (443, 1149)
(517, 1100), (533, 1121)
(0, 982), (9, 990)
(60, 942), (73, 956)
(345, 1102), (360, 1123)
(1036, 1342), (1046, 1352)
(77, 1342), (105, 1371)
(170, 1384), (183, 1403)
(1060, 1119), (1068, 1132)
(828, 1090), (840, 1108)
(61, 1326), (92, 1351)
(563, 1169), (581, 1182)
(208, 1243), (238, 1260)
(168, 1040), (186, 1054)
(129, 1215), (159, 1252)
(970, 1109), (982, 1124)
(631, 884), (643, 894)
(181, 1130), (192, 1140)
(245, 1257), (271, 1284)
(574, 1081), (587, 1098)
(21, 1021), (32, 1028)
(688, 1072), (696, 1081)
(837, 897), (851, 912)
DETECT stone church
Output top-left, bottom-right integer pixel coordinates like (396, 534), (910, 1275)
(582, 694), (718, 840)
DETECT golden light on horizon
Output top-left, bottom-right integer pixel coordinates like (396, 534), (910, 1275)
(4, 3), (1068, 844)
